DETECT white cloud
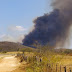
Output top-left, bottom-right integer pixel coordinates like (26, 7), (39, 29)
(0, 25), (26, 43)
(0, 34), (24, 43)
(9, 26), (27, 31)
(0, 34), (16, 42)
(0, 34), (6, 38)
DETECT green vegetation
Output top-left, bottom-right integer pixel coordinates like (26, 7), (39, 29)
(20, 48), (33, 53)
(0, 41), (33, 52)
(16, 44), (72, 72)
(24, 46), (62, 72)
(0, 42), (72, 72)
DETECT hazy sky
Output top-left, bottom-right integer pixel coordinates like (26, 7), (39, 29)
(0, 0), (52, 42)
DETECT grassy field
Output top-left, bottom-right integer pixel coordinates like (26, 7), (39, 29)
(15, 47), (72, 72)
(12, 54), (72, 72)
(0, 47), (72, 72)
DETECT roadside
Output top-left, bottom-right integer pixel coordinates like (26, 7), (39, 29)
(11, 62), (26, 72)
(0, 55), (20, 72)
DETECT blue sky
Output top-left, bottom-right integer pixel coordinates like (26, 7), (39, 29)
(0, 0), (52, 42)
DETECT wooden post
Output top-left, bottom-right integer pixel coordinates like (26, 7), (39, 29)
(60, 65), (61, 72)
(64, 66), (66, 72)
(47, 63), (48, 72)
(56, 64), (57, 72)
(70, 68), (71, 72)
(32, 66), (34, 72)
(51, 63), (53, 72)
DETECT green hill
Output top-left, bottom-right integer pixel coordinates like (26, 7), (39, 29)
(0, 41), (32, 52)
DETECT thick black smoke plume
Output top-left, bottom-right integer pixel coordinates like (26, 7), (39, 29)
(23, 0), (72, 47)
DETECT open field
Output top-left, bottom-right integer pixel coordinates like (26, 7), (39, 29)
(0, 50), (72, 72)
(24, 55), (72, 72)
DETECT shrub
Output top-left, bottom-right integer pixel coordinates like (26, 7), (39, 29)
(2, 51), (7, 53)
(20, 48), (33, 53)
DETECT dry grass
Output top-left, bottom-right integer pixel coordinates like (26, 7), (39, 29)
(11, 61), (27, 72)
(24, 52), (35, 57)
(0, 57), (4, 63)
(11, 68), (25, 72)
(6, 51), (22, 54)
(51, 55), (72, 72)
(0, 51), (72, 72)
(59, 55), (72, 65)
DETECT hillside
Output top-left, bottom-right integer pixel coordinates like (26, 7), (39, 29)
(0, 41), (32, 52)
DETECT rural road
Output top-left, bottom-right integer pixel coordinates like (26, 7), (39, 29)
(0, 56), (20, 72)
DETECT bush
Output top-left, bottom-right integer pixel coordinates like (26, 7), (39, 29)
(2, 51), (7, 53)
(20, 48), (33, 53)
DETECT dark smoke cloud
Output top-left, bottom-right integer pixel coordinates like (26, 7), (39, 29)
(52, 0), (72, 20)
(23, 0), (72, 47)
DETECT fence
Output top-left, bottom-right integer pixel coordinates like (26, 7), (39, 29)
(54, 64), (72, 72)
(17, 54), (72, 72)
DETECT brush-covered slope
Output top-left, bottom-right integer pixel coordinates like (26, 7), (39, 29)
(0, 41), (32, 52)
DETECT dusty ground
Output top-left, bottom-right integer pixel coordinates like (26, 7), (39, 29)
(0, 56), (20, 72)
(11, 61), (27, 72)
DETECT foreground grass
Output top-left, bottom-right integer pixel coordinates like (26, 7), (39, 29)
(59, 55), (72, 65)
(24, 54), (72, 72)
(0, 47), (72, 72)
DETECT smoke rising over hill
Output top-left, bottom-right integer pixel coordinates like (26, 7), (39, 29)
(23, 0), (72, 47)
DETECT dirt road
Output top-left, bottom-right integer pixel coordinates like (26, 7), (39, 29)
(0, 56), (20, 72)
